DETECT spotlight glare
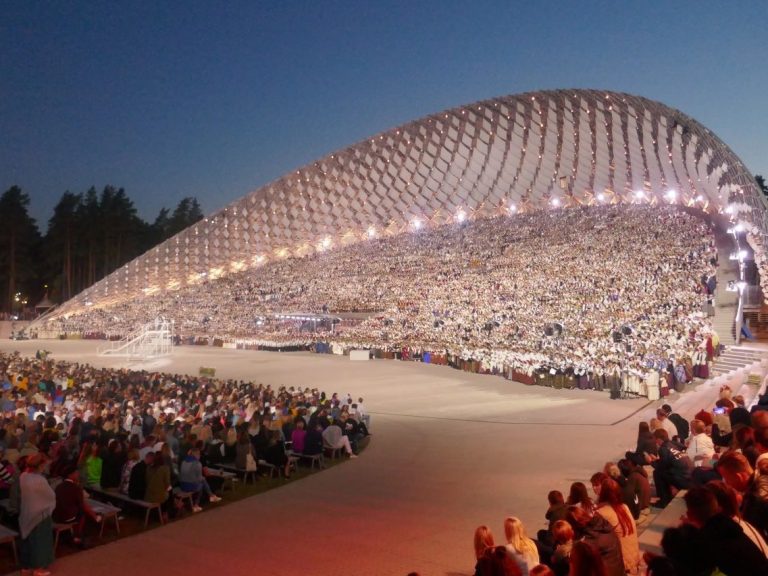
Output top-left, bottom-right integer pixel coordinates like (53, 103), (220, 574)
(411, 218), (422, 230)
(596, 193), (605, 203)
(367, 226), (376, 238)
(551, 197), (561, 207)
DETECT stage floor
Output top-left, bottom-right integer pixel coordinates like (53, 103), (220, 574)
(1, 340), (652, 576)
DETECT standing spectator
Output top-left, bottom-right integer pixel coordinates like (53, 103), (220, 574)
(19, 453), (55, 576)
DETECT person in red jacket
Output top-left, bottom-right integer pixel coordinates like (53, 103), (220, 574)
(52, 466), (100, 546)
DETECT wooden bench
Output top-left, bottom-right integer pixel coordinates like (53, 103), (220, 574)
(0, 525), (18, 565)
(86, 487), (163, 527)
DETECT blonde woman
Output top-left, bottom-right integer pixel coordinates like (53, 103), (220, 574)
(503, 517), (540, 576)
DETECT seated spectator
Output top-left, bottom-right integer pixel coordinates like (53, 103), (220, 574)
(717, 450), (768, 539)
(503, 516), (539, 575)
(566, 482), (594, 514)
(79, 441), (102, 488)
(565, 505), (624, 576)
(706, 479), (768, 557)
(686, 419), (715, 466)
(590, 472), (608, 500)
(544, 490), (567, 532)
(683, 486), (768, 575)
(128, 451), (152, 501)
(628, 422), (656, 466)
(119, 449), (140, 496)
(52, 465), (101, 546)
(0, 447), (15, 499)
(235, 430), (257, 472)
(661, 404), (689, 442)
(179, 448), (205, 512)
(618, 459), (650, 524)
(656, 409), (679, 442)
(100, 439), (126, 490)
(476, 545), (522, 576)
(528, 566), (554, 576)
(145, 451), (172, 520)
(263, 430), (291, 478)
(569, 541), (607, 576)
(473, 526), (497, 576)
(645, 524), (715, 576)
(290, 419), (307, 454)
(595, 478), (639, 575)
(321, 420), (356, 458)
(646, 429), (693, 508)
(550, 520), (573, 576)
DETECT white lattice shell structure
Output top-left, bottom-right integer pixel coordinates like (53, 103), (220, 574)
(55, 89), (765, 317)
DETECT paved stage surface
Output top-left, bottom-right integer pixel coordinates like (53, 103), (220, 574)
(1, 340), (655, 576)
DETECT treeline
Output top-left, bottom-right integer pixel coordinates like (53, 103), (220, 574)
(0, 185), (203, 315)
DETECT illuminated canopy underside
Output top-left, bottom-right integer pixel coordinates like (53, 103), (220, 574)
(57, 89), (763, 316)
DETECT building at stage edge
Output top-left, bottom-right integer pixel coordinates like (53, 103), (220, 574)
(48, 89), (767, 317)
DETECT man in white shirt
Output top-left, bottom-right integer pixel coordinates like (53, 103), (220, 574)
(657, 409), (679, 441)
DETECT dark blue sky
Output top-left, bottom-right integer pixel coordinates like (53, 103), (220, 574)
(2, 1), (766, 230)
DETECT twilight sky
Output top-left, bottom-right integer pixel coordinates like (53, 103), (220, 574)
(1, 1), (766, 230)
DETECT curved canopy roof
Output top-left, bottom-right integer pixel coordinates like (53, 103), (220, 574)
(58, 89), (765, 315)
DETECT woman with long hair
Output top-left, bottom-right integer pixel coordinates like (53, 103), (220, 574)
(473, 525), (495, 576)
(503, 516), (539, 575)
(474, 525), (495, 560)
(596, 478), (639, 574)
(566, 482), (594, 514)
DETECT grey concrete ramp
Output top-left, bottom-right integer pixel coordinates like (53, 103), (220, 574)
(1, 340), (651, 576)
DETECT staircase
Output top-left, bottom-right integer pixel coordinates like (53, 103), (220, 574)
(712, 229), (740, 345)
(712, 346), (768, 377)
